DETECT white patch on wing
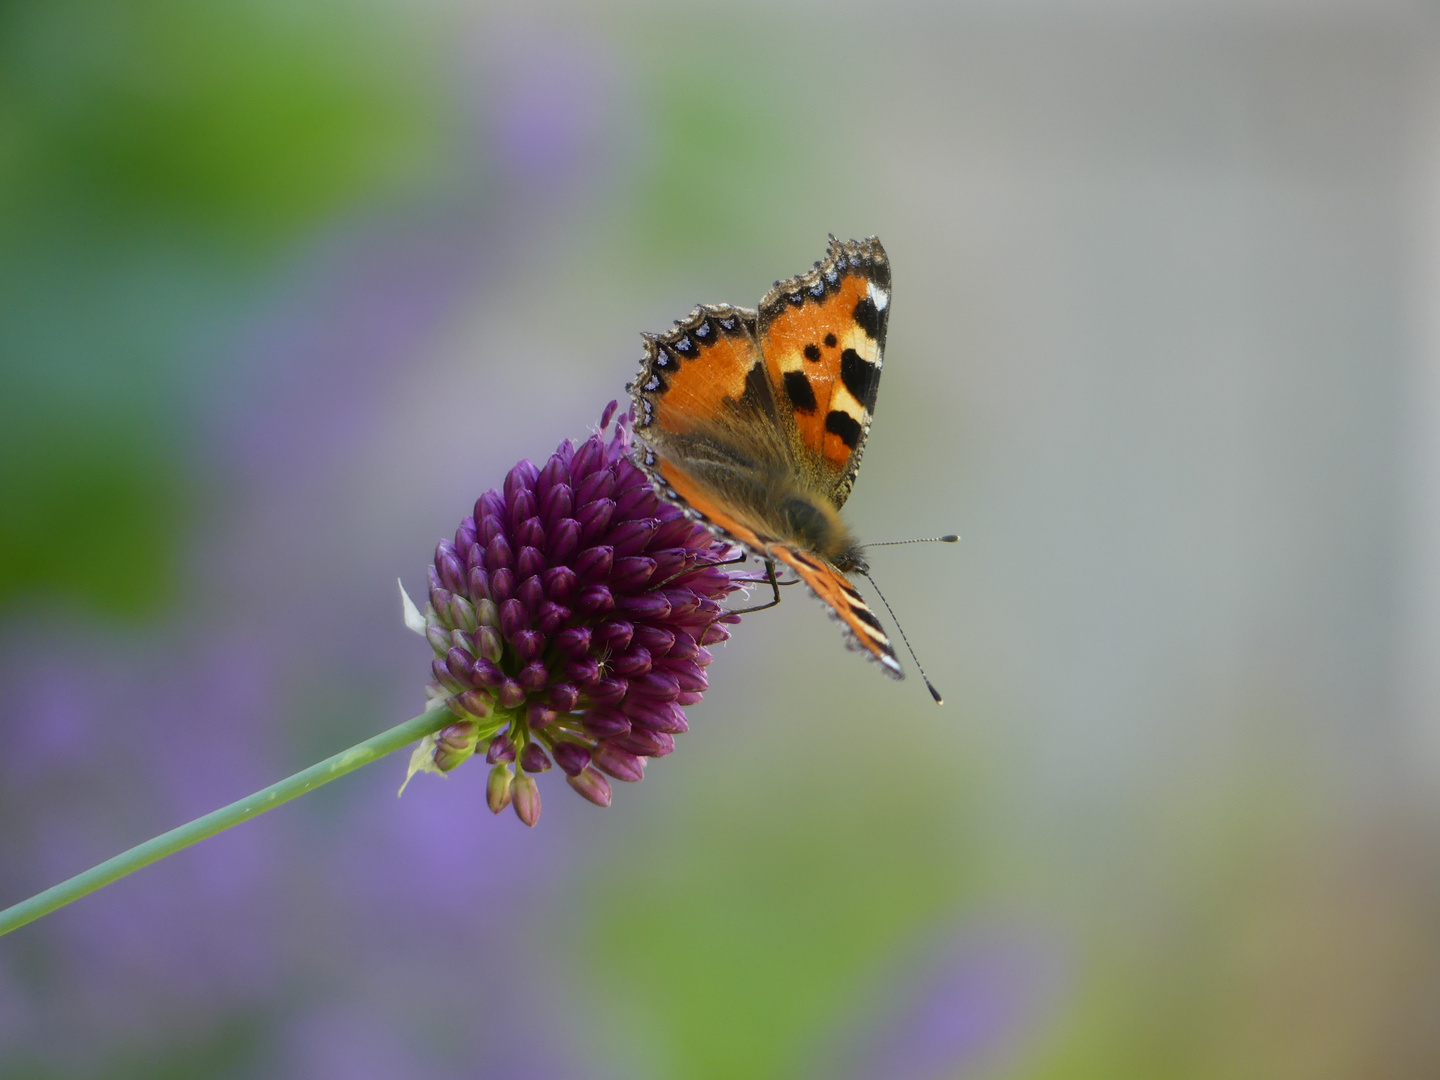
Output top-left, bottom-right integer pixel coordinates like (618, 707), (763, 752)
(868, 281), (889, 311)
(829, 381), (867, 422)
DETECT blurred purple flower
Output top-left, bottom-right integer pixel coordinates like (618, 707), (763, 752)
(405, 402), (742, 825)
(0, 636), (285, 1057)
(844, 924), (1068, 1080)
(474, 26), (623, 198)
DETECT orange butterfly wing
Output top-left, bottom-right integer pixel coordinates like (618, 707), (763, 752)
(766, 544), (903, 678)
(629, 239), (903, 680)
(631, 304), (768, 437)
(757, 235), (890, 507)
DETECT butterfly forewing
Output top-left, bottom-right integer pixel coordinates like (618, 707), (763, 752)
(630, 304), (768, 437)
(756, 236), (890, 509)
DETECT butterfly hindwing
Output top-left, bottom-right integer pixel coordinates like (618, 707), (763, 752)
(767, 544), (902, 678)
(757, 236), (890, 509)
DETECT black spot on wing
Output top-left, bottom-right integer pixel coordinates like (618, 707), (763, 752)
(853, 296), (881, 340)
(803, 343), (821, 362)
(825, 410), (863, 449)
(824, 333), (837, 348)
(839, 348), (877, 407)
(783, 371), (818, 413)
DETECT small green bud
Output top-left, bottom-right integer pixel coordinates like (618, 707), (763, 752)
(426, 625), (450, 657)
(477, 598), (500, 628)
(451, 595), (478, 631)
(433, 720), (480, 771)
(453, 689), (494, 719)
(487, 763), (514, 814)
(474, 625), (503, 664)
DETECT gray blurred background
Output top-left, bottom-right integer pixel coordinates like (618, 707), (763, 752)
(4, 0), (1440, 1076)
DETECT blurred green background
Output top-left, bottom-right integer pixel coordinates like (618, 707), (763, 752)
(5, 1), (1440, 1078)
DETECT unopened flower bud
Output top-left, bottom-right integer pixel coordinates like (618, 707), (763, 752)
(476, 598), (500, 628)
(426, 625), (450, 657)
(486, 732), (516, 764)
(454, 689), (494, 719)
(446, 647), (476, 687)
(547, 683), (579, 712)
(552, 742), (591, 776)
(512, 770), (541, 826)
(487, 763), (514, 813)
(567, 767), (613, 807)
(526, 701), (557, 730)
(549, 518), (580, 565)
(472, 656), (504, 687)
(594, 743), (646, 782)
(466, 571), (488, 609)
(517, 660), (549, 691)
(497, 679), (526, 708)
(433, 720), (480, 771)
(432, 658), (465, 694)
(450, 594), (478, 631)
(474, 626), (503, 664)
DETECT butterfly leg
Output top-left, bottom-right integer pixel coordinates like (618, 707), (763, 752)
(703, 551), (751, 567)
(651, 548), (753, 592)
(725, 559), (786, 616)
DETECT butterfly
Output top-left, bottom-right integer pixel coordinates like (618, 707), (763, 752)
(628, 235), (904, 679)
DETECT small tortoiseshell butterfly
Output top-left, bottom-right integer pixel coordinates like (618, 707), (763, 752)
(629, 235), (904, 679)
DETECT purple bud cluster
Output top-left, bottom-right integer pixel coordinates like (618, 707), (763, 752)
(416, 403), (741, 825)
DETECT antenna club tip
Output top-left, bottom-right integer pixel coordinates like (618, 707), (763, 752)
(925, 681), (944, 705)
(939, 534), (960, 543)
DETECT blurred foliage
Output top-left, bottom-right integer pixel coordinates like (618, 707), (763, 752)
(0, 0), (445, 241)
(0, 0), (451, 618)
(625, 22), (836, 269)
(0, 422), (187, 618)
(636, 52), (791, 257)
(577, 718), (985, 1080)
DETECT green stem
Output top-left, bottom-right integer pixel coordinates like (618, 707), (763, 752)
(0, 706), (453, 938)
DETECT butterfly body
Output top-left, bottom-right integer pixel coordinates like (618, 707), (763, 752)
(629, 236), (901, 678)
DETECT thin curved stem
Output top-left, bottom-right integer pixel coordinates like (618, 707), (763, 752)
(0, 706), (453, 937)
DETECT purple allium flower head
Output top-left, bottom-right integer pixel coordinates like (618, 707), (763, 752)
(403, 404), (742, 825)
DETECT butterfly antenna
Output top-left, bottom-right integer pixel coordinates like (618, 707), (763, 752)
(863, 534), (960, 548)
(859, 569), (944, 705)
